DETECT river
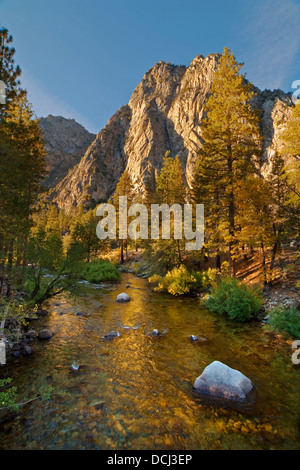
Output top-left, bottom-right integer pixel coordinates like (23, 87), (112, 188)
(0, 273), (299, 450)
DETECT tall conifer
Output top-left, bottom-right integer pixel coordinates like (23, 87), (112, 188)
(192, 47), (262, 275)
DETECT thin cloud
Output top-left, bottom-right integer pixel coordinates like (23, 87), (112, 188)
(21, 68), (98, 134)
(239, 0), (300, 91)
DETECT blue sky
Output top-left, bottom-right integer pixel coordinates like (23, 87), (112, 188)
(0, 0), (300, 134)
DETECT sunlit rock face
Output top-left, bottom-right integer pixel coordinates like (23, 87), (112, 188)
(253, 90), (293, 177)
(45, 55), (293, 212)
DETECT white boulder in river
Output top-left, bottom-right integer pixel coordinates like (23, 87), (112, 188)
(193, 361), (254, 403)
(116, 292), (131, 302)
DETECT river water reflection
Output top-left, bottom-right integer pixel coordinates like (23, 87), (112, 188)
(0, 273), (299, 450)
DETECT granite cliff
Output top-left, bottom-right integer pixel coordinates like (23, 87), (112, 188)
(39, 115), (96, 189)
(42, 54), (293, 211)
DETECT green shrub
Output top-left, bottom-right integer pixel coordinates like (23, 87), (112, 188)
(266, 304), (300, 338)
(149, 265), (202, 296)
(205, 277), (263, 322)
(0, 378), (54, 412)
(83, 259), (120, 283)
(0, 378), (19, 411)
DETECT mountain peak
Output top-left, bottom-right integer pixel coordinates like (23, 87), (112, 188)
(39, 115), (96, 189)
(44, 54), (292, 212)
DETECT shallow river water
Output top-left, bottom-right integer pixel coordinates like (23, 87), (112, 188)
(0, 273), (299, 450)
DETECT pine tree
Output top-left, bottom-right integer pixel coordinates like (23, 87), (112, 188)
(192, 47), (262, 276)
(1, 94), (46, 272)
(46, 205), (60, 233)
(192, 154), (224, 269)
(112, 169), (134, 263)
(149, 152), (187, 270)
(267, 153), (296, 280)
(156, 152), (186, 205)
(0, 29), (46, 283)
(143, 175), (156, 209)
(0, 27), (23, 118)
(69, 209), (101, 263)
(236, 176), (273, 285)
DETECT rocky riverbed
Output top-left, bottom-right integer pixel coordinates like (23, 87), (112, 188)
(0, 273), (299, 450)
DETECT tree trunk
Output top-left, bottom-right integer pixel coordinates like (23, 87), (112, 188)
(120, 240), (124, 264)
(5, 277), (11, 298)
(30, 267), (42, 301)
(177, 239), (182, 264)
(7, 239), (14, 272)
(21, 238), (29, 280)
(201, 247), (208, 262)
(215, 251), (221, 271)
(227, 149), (235, 277)
(270, 242), (278, 272)
(242, 244), (248, 261)
(268, 224), (282, 286)
(261, 241), (267, 287)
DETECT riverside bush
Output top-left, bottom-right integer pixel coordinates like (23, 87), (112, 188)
(148, 265), (202, 295)
(148, 265), (220, 296)
(266, 304), (300, 338)
(205, 277), (263, 322)
(83, 259), (120, 283)
(200, 268), (220, 289)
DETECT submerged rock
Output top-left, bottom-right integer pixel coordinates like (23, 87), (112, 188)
(36, 308), (49, 317)
(150, 329), (160, 336)
(102, 331), (121, 339)
(120, 324), (140, 330)
(189, 335), (207, 342)
(149, 328), (168, 337)
(37, 329), (53, 340)
(190, 335), (198, 341)
(90, 400), (105, 410)
(27, 330), (37, 339)
(116, 293), (131, 302)
(193, 361), (254, 403)
(23, 345), (34, 356)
